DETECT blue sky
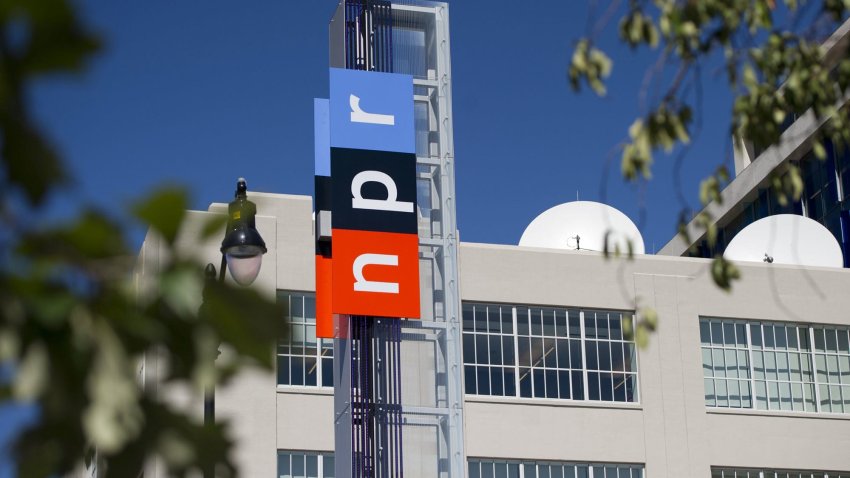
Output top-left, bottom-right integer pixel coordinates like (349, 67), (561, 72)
(27, 0), (733, 251)
(2, 1), (739, 475)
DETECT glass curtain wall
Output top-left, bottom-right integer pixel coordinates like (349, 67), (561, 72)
(691, 139), (850, 265)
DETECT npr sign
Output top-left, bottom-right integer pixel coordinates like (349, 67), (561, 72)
(314, 68), (420, 336)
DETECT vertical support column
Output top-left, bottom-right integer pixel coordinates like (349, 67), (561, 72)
(334, 317), (353, 478)
(432, 5), (467, 476)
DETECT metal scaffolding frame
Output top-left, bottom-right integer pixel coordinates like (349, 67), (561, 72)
(330, 1), (465, 476)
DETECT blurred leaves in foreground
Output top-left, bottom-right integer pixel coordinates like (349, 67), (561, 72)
(0, 1), (282, 476)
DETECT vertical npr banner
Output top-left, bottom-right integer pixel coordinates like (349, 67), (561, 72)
(313, 98), (334, 338)
(328, 67), (420, 320)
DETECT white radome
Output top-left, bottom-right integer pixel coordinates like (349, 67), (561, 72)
(519, 201), (645, 254)
(723, 214), (843, 268)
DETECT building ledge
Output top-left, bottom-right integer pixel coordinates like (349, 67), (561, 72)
(707, 407), (850, 421)
(276, 386), (334, 396)
(464, 394), (643, 411)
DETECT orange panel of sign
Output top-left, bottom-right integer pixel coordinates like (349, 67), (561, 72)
(315, 254), (334, 338)
(331, 229), (420, 319)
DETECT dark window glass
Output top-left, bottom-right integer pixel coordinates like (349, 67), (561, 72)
(490, 335), (503, 365)
(322, 358), (333, 387)
(570, 340), (583, 369)
(544, 338), (557, 368)
(462, 303), (475, 331)
(559, 370), (571, 399)
(477, 366), (490, 395)
(291, 357), (304, 386)
(571, 371), (584, 400)
(542, 309), (556, 336)
(586, 341), (599, 370)
(588, 372), (600, 400)
(519, 368), (532, 397)
(533, 369), (546, 398)
(463, 334), (475, 364)
(501, 308), (513, 334)
(503, 337), (515, 366)
(517, 307), (529, 336)
(545, 370), (558, 398)
(490, 368), (504, 396)
(598, 342), (611, 371)
(503, 368), (516, 397)
(585, 315), (597, 338)
(465, 365), (477, 395)
(476, 335), (489, 364)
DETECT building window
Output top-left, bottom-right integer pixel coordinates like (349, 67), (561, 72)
(712, 467), (850, 477)
(278, 451), (334, 478)
(468, 459), (643, 478)
(277, 292), (333, 388)
(701, 318), (850, 414)
(462, 303), (639, 403)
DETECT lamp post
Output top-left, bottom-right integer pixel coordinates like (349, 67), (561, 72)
(200, 178), (267, 478)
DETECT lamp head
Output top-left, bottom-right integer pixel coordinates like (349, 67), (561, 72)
(221, 178), (267, 286)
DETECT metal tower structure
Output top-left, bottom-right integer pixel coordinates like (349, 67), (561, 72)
(329, 1), (465, 476)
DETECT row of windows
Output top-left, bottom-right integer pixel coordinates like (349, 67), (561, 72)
(702, 318), (850, 414)
(468, 460), (643, 478)
(278, 451), (334, 478)
(712, 468), (850, 478)
(277, 452), (643, 478)
(276, 453), (850, 478)
(462, 304), (638, 403)
(277, 292), (850, 417)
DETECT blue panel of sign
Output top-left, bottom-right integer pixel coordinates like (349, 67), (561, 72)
(314, 98), (331, 177)
(329, 68), (414, 154)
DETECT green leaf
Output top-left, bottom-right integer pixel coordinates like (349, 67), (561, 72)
(3, 118), (68, 205)
(711, 256), (741, 291)
(812, 141), (827, 160)
(14, 343), (48, 400)
(132, 187), (189, 245)
(200, 215), (228, 240)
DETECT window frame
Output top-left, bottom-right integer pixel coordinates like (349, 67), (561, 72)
(462, 302), (640, 404)
(278, 450), (335, 478)
(277, 291), (334, 390)
(701, 317), (850, 415)
(467, 458), (644, 478)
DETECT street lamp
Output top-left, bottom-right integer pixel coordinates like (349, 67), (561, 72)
(217, 177), (268, 285)
(201, 178), (266, 477)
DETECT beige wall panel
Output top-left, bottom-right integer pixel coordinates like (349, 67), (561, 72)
(464, 401), (646, 464)
(217, 368), (277, 477)
(703, 412), (850, 471)
(277, 392), (335, 451)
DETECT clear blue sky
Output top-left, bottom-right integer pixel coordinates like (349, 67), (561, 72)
(28, 0), (733, 250)
(3, 1), (736, 475)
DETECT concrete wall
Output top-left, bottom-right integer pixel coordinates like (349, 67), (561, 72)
(460, 242), (850, 477)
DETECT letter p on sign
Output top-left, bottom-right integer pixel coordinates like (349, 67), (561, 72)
(332, 229), (420, 318)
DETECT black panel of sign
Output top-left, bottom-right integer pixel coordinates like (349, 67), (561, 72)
(331, 147), (417, 235)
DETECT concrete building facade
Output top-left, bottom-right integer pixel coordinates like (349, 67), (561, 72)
(137, 191), (850, 478)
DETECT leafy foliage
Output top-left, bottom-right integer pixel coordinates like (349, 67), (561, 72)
(0, 1), (283, 476)
(570, 0), (850, 292)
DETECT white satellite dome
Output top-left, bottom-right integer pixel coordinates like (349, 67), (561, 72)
(519, 201), (645, 254)
(723, 214), (843, 268)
